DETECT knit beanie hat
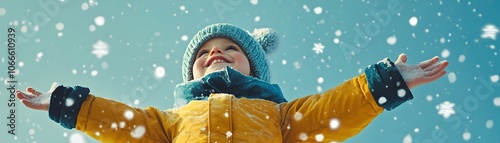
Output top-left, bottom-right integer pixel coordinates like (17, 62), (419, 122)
(182, 23), (279, 82)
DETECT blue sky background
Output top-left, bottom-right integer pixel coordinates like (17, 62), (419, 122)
(1, 0), (499, 142)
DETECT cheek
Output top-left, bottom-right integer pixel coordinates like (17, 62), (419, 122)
(233, 53), (251, 75)
(192, 58), (206, 80)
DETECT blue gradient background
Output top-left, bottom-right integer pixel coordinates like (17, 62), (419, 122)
(1, 0), (499, 142)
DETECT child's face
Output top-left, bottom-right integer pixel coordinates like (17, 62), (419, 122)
(193, 37), (251, 80)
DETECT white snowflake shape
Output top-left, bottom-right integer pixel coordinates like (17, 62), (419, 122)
(92, 40), (109, 59)
(436, 101), (455, 119)
(481, 24), (499, 40)
(312, 43), (325, 54)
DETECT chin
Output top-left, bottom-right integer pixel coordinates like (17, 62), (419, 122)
(206, 65), (230, 72)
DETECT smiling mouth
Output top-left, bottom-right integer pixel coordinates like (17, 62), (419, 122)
(209, 59), (229, 66)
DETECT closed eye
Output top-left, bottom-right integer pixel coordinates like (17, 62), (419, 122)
(226, 45), (238, 51)
(197, 50), (209, 58)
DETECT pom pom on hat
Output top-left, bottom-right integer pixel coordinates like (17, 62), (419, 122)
(182, 23), (279, 83)
(251, 28), (279, 54)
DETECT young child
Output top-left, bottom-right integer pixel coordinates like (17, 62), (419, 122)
(17, 23), (448, 142)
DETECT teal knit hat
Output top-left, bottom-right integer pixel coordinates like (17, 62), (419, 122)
(182, 23), (279, 82)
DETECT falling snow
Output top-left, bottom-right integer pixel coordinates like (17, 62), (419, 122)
(397, 89), (406, 98)
(69, 133), (85, 143)
(0, 7), (6, 16)
(92, 40), (109, 59)
(313, 7), (322, 15)
(181, 35), (188, 41)
(315, 134), (324, 142)
(250, 0), (258, 5)
(29, 128), (35, 135)
(481, 24), (499, 40)
(299, 133), (308, 141)
(491, 75), (499, 83)
(403, 134), (412, 143)
(89, 24), (96, 32)
(91, 70), (98, 77)
(335, 29), (342, 36)
(387, 35), (397, 45)
(493, 97), (500, 107)
(329, 118), (340, 130)
(463, 131), (471, 141)
(441, 49), (450, 58)
(94, 16), (105, 26)
(124, 110), (134, 120)
(302, 5), (310, 13)
(226, 131), (233, 138)
(35, 52), (43, 62)
(458, 55), (466, 63)
(55, 22), (65, 31)
(155, 66), (166, 79)
(312, 43), (325, 54)
(254, 16), (261, 22)
(66, 98), (74, 107)
(111, 122), (118, 129)
(294, 112), (303, 121)
(378, 97), (387, 104)
(102, 62), (109, 69)
(486, 120), (494, 129)
(293, 62), (301, 69)
(333, 38), (340, 44)
(81, 3), (89, 11)
(448, 72), (457, 83)
(409, 16), (418, 27)
(119, 121), (126, 128)
(317, 77), (324, 84)
(426, 95), (433, 102)
(130, 125), (146, 139)
(436, 101), (455, 119)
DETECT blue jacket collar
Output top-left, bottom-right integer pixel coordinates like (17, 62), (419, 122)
(174, 66), (287, 106)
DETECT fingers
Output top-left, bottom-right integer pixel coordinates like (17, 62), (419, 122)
(419, 56), (440, 69)
(424, 60), (449, 76)
(424, 71), (447, 84)
(396, 53), (408, 64)
(16, 90), (35, 100)
(27, 87), (42, 96)
(20, 99), (49, 111)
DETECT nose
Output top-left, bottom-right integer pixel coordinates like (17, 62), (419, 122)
(209, 47), (223, 56)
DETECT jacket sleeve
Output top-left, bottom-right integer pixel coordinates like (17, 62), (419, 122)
(279, 58), (413, 142)
(48, 86), (173, 142)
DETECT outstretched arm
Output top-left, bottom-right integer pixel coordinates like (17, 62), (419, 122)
(17, 84), (172, 142)
(280, 53), (449, 142)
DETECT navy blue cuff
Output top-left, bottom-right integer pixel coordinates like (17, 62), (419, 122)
(365, 58), (414, 111)
(48, 85), (90, 129)
(59, 86), (89, 129)
(49, 86), (73, 123)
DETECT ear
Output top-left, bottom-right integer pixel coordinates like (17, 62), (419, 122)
(251, 28), (279, 55)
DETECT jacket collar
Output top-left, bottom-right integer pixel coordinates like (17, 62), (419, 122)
(174, 66), (287, 107)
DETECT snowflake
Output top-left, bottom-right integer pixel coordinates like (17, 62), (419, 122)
(312, 43), (325, 54)
(92, 40), (109, 59)
(436, 101), (455, 119)
(481, 24), (499, 40)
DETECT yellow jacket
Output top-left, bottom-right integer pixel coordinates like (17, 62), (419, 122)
(73, 74), (384, 142)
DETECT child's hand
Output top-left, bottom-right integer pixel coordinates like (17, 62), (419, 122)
(395, 53), (449, 89)
(16, 82), (59, 111)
